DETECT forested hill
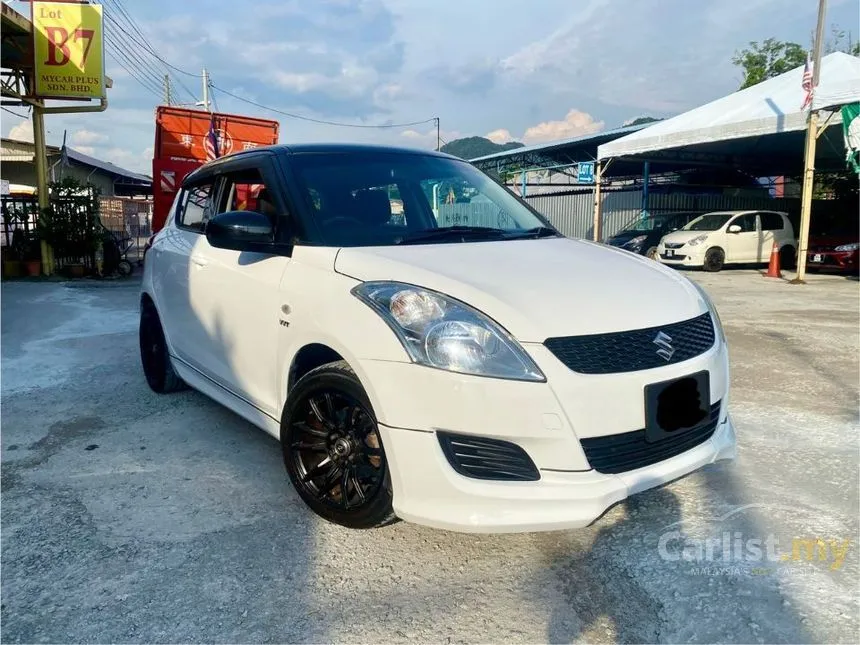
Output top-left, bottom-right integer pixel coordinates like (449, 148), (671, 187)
(440, 136), (524, 159)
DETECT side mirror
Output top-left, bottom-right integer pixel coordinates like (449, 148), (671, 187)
(727, 224), (741, 234)
(206, 210), (274, 251)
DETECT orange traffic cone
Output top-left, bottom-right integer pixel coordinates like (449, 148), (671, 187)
(765, 241), (782, 279)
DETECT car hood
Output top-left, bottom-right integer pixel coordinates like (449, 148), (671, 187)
(334, 237), (708, 342)
(661, 230), (712, 245)
(606, 230), (652, 244)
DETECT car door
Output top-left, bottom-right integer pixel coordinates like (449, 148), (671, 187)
(757, 211), (785, 262)
(156, 178), (217, 368)
(725, 212), (759, 263)
(186, 154), (292, 418)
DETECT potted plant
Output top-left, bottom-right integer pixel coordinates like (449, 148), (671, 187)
(19, 230), (42, 277)
(2, 243), (23, 278)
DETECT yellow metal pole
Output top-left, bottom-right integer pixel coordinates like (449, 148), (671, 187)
(592, 161), (602, 241)
(792, 111), (819, 284)
(31, 103), (54, 276)
(792, 0), (827, 284)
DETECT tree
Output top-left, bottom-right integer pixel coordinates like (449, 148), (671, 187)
(731, 38), (807, 90)
(824, 26), (860, 56)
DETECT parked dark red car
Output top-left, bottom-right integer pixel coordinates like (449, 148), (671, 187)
(806, 229), (859, 273)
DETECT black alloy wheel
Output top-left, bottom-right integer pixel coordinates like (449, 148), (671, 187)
(282, 361), (396, 529)
(703, 247), (725, 272)
(139, 303), (186, 393)
(779, 245), (797, 270)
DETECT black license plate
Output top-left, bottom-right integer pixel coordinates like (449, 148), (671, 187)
(644, 371), (710, 443)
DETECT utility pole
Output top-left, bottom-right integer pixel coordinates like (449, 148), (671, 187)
(163, 74), (172, 106)
(199, 68), (211, 112)
(792, 0), (827, 284)
(435, 117), (440, 151)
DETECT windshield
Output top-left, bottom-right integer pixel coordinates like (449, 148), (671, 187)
(684, 213), (733, 231)
(625, 215), (671, 233)
(290, 152), (554, 247)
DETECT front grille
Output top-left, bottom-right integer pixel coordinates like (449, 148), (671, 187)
(660, 253), (686, 260)
(664, 242), (685, 249)
(580, 401), (722, 474)
(437, 432), (540, 481)
(544, 312), (715, 375)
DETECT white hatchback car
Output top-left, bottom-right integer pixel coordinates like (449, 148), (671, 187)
(141, 144), (736, 533)
(656, 210), (796, 272)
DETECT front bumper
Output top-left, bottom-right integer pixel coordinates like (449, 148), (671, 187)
(807, 249), (859, 272)
(656, 243), (705, 266)
(357, 337), (736, 533)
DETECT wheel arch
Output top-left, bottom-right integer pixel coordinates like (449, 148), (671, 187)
(287, 343), (345, 394)
(280, 337), (396, 430)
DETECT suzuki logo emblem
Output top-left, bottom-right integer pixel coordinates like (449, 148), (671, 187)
(653, 331), (675, 362)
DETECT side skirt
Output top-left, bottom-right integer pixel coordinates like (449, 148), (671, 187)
(171, 356), (282, 440)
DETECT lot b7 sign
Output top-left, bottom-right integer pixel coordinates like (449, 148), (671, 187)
(33, 1), (105, 100)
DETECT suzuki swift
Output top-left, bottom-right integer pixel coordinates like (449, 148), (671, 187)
(140, 144), (736, 533)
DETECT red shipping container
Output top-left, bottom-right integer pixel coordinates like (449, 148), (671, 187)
(151, 106), (279, 232)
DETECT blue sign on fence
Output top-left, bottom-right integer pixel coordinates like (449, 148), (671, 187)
(577, 161), (595, 184)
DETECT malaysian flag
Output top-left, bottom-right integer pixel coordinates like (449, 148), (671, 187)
(800, 53), (814, 110)
(207, 114), (221, 159)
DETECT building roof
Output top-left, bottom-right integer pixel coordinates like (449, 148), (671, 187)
(64, 146), (151, 184)
(598, 52), (860, 162)
(1, 138), (151, 185)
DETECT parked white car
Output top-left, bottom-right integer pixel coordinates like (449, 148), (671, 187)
(140, 144), (736, 533)
(656, 210), (796, 272)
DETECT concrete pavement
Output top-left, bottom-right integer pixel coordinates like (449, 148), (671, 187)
(1, 271), (857, 643)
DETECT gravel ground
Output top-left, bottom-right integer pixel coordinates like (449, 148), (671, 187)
(1, 269), (858, 644)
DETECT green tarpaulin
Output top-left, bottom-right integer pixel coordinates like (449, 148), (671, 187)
(842, 102), (860, 174)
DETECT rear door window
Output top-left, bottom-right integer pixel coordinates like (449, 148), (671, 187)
(759, 212), (784, 230)
(176, 182), (214, 232)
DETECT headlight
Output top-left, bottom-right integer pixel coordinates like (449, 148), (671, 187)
(625, 235), (647, 246)
(688, 234), (708, 246)
(688, 279), (726, 343)
(352, 281), (545, 381)
(834, 243), (859, 252)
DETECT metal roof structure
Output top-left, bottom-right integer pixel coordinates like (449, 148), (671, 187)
(469, 124), (649, 178)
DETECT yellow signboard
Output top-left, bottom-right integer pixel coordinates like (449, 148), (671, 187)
(33, 1), (105, 100)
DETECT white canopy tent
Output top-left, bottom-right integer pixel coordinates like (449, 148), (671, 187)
(598, 52), (860, 162)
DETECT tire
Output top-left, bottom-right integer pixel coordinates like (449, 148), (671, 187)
(117, 259), (134, 277)
(139, 303), (186, 393)
(779, 245), (797, 270)
(281, 360), (397, 529)
(703, 247), (725, 272)
(646, 246), (658, 260)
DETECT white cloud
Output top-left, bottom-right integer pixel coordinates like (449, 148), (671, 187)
(521, 109), (604, 144)
(71, 129), (109, 145)
(8, 120), (34, 143)
(486, 128), (514, 144)
(72, 146), (96, 156)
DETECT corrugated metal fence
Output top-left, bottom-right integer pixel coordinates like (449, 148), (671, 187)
(525, 188), (804, 240)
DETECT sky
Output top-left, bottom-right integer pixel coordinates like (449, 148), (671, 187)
(2, 0), (858, 174)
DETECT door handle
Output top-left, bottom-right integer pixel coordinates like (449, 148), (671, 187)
(191, 257), (209, 267)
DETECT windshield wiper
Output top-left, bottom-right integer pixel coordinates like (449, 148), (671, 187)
(503, 226), (560, 240)
(396, 226), (508, 245)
